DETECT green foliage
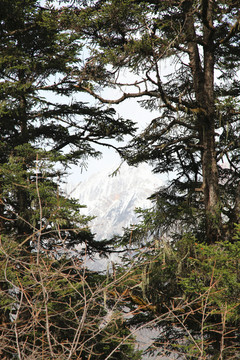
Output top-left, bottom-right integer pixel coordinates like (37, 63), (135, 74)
(0, 145), (95, 249)
(0, 0), (135, 242)
(116, 225), (240, 358)
(0, 0), (135, 162)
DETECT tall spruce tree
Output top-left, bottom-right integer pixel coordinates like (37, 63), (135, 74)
(0, 0), (135, 243)
(0, 1), (139, 358)
(72, 0), (240, 243)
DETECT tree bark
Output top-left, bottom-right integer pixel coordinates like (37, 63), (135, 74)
(202, 0), (221, 241)
(201, 121), (221, 241)
(185, 0), (221, 241)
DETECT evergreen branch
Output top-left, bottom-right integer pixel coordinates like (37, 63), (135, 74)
(80, 82), (207, 115)
(218, 17), (240, 45)
(154, 135), (198, 150)
(7, 24), (37, 36)
(201, 0), (215, 31)
(83, 139), (124, 155)
(79, 84), (159, 103)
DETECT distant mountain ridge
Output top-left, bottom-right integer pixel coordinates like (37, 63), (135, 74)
(67, 163), (161, 240)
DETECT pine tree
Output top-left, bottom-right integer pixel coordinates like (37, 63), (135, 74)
(0, 1), (139, 358)
(0, 0), (135, 242)
(73, 0), (240, 243)
(114, 215), (240, 359)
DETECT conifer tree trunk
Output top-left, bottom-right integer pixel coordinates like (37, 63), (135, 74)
(202, 0), (221, 241)
(185, 0), (221, 241)
(201, 120), (220, 241)
(16, 94), (31, 238)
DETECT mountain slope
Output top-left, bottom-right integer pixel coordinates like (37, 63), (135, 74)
(68, 163), (161, 240)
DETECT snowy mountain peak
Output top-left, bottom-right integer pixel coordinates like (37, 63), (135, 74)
(68, 163), (161, 240)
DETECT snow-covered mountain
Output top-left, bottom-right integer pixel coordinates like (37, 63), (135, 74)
(67, 163), (162, 240)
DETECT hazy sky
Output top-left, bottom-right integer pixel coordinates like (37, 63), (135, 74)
(67, 95), (159, 184)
